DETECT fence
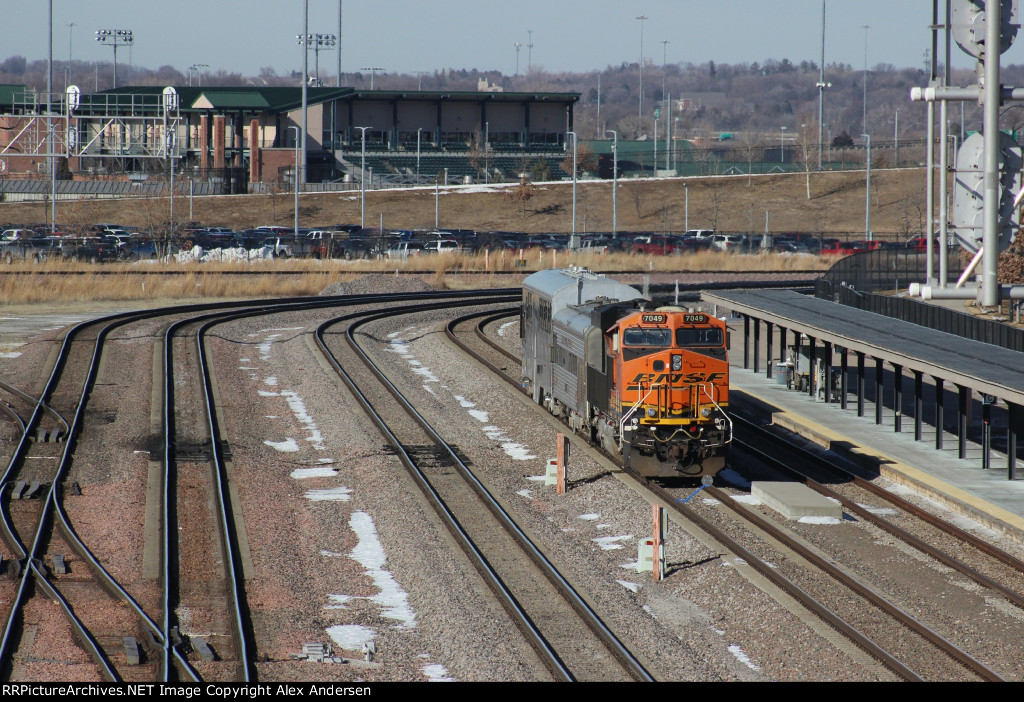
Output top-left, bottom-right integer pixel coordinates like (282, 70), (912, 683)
(816, 246), (1024, 352)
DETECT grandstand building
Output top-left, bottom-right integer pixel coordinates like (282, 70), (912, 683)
(0, 84), (579, 193)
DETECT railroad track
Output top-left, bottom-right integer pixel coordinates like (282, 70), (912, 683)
(452, 306), (1020, 681)
(315, 298), (654, 682)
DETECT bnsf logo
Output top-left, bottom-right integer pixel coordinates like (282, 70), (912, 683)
(629, 372), (725, 385)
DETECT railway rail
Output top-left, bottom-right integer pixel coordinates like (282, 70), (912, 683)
(314, 297), (653, 682)
(451, 306), (1019, 682)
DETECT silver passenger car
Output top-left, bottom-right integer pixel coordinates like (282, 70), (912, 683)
(521, 268), (641, 404)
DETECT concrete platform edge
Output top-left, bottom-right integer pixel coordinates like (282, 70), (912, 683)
(733, 386), (1024, 546)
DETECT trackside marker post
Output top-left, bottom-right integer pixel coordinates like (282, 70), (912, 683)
(555, 433), (567, 494)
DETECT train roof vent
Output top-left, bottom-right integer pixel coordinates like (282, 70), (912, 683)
(656, 306), (685, 312)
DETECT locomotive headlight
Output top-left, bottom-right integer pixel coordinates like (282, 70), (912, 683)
(671, 354), (682, 371)
(701, 407), (712, 418)
(646, 407), (657, 417)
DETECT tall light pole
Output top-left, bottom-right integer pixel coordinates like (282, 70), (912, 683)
(607, 129), (618, 237)
(636, 15), (648, 122)
(527, 29), (533, 73)
(862, 133), (871, 240)
(894, 108), (899, 167)
(355, 126), (369, 228)
(862, 25), (870, 135)
(300, 0), (309, 185)
(342, 0), (350, 88)
(95, 29), (133, 89)
(361, 67), (383, 90)
(416, 127), (422, 178)
(66, 21), (75, 90)
(289, 126), (300, 236)
(815, 0), (830, 169)
(514, 42), (521, 76)
(780, 126), (786, 163)
(188, 63), (208, 88)
(299, 34), (336, 86)
(567, 131), (578, 243)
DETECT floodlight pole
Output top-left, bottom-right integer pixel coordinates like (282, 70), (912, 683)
(355, 126), (369, 228)
(862, 133), (871, 241)
(290, 126), (301, 236)
(567, 131), (578, 242)
(607, 129), (618, 237)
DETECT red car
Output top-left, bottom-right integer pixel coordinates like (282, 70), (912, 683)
(906, 236), (940, 250)
(820, 241), (868, 256)
(632, 234), (677, 255)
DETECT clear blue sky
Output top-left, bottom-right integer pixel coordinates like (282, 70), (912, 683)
(6, 1), (1020, 79)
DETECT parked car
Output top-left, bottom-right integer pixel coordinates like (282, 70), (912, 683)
(1, 228), (36, 242)
(123, 240), (159, 261)
(906, 236), (940, 250)
(384, 241), (425, 260)
(673, 236), (713, 254)
(60, 237), (119, 263)
(632, 234), (677, 255)
(423, 239), (461, 254)
(820, 241), (868, 256)
(1, 237), (55, 263)
(710, 234), (747, 252)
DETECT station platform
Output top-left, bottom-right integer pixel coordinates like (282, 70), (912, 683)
(727, 363), (1024, 546)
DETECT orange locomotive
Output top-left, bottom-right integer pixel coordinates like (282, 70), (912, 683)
(609, 307), (731, 477)
(522, 268), (731, 479)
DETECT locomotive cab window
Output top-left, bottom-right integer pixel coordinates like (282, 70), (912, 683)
(676, 327), (727, 360)
(623, 327), (671, 347)
(676, 328), (724, 347)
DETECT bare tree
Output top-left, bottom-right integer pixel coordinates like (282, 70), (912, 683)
(736, 132), (764, 186)
(503, 174), (537, 222)
(560, 141), (598, 178)
(795, 121), (817, 200)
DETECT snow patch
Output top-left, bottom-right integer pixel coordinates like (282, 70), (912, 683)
(593, 535), (633, 550)
(326, 624), (376, 652)
(265, 438), (300, 452)
(291, 467), (339, 479)
(304, 486), (353, 502)
(728, 644), (761, 670)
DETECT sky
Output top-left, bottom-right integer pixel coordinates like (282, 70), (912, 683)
(5, 1), (1022, 81)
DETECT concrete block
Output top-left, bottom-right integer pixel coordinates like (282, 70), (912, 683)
(752, 481), (842, 521)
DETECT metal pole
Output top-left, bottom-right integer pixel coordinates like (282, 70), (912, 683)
(926, 0), (938, 284)
(416, 127), (421, 178)
(66, 21), (75, 90)
(338, 0), (343, 87)
(862, 25), (870, 134)
(567, 131), (577, 240)
(940, 0), (952, 287)
(290, 126), (300, 236)
(981, 0), (1001, 308)
(356, 126), (368, 228)
(607, 130), (617, 236)
(636, 15), (647, 121)
(301, 0), (309, 185)
(817, 0), (826, 170)
(665, 92), (671, 172)
(48, 0), (55, 232)
(685, 182), (689, 231)
(863, 133), (871, 240)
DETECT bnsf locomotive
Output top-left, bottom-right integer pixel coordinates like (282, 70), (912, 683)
(522, 268), (731, 478)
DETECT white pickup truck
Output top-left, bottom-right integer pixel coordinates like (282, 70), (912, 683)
(423, 239), (460, 254)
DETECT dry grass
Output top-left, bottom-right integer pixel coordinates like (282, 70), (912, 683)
(0, 248), (828, 305)
(4, 167), (878, 306)
(0, 168), (926, 237)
